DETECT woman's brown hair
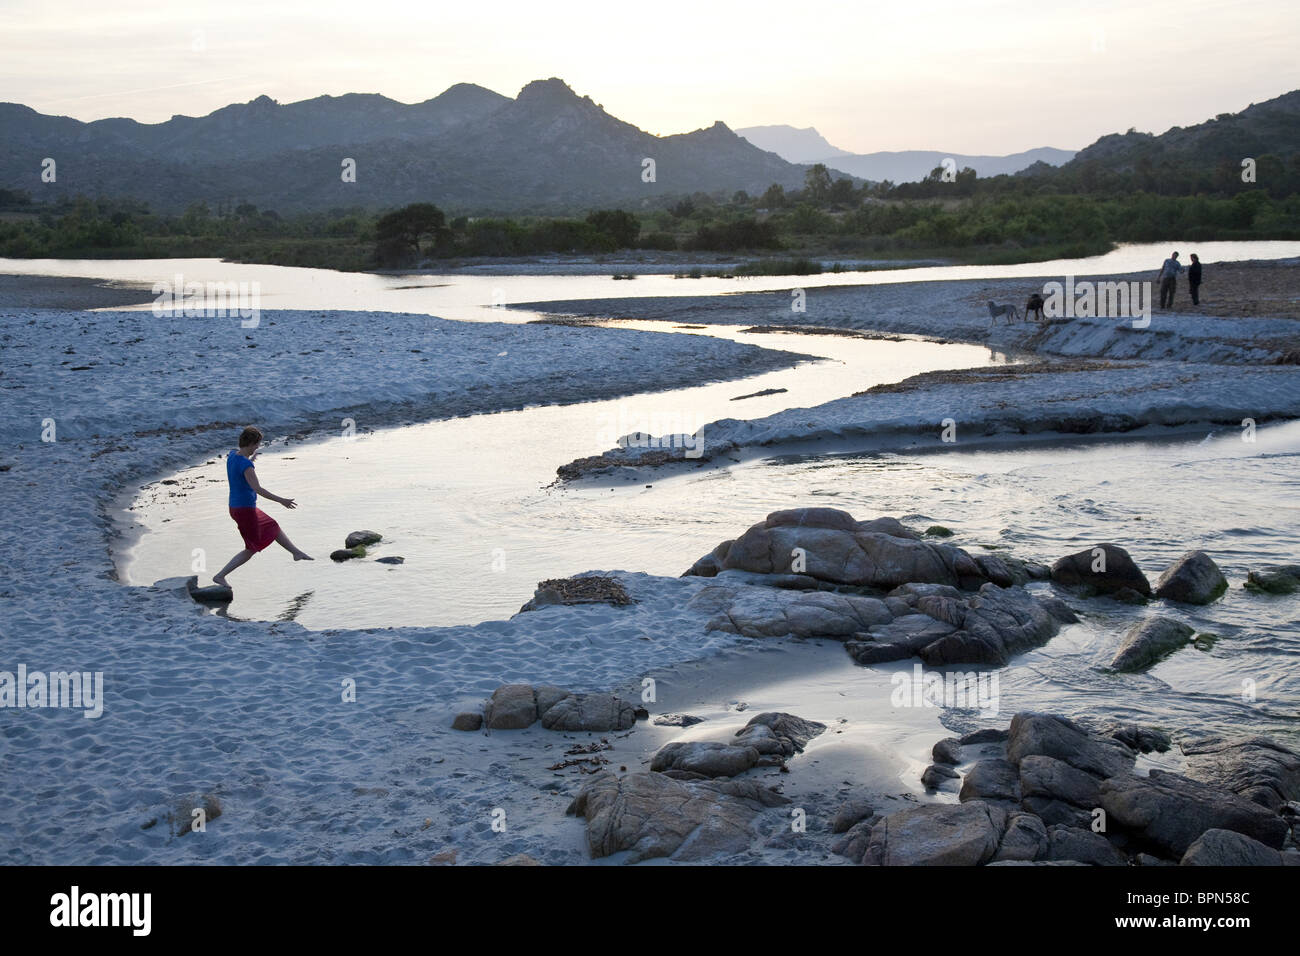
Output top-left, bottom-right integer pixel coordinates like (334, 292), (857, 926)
(238, 425), (263, 449)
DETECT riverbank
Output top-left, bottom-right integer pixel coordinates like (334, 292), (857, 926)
(540, 260), (1300, 478)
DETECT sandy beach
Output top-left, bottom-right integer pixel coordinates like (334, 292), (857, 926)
(2, 258), (1298, 866)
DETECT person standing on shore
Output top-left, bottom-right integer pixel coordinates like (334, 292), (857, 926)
(1157, 251), (1184, 309)
(1188, 253), (1203, 305)
(213, 425), (312, 587)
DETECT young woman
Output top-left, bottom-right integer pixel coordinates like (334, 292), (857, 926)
(213, 425), (312, 587)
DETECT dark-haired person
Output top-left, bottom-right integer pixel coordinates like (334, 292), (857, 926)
(1187, 253), (1202, 305)
(1157, 251), (1183, 309)
(213, 426), (312, 588)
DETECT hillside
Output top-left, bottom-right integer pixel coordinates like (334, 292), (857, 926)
(0, 79), (859, 215)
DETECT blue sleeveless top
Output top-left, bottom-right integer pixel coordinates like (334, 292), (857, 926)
(227, 450), (257, 508)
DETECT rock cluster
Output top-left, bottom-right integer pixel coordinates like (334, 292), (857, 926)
(453, 683), (646, 732)
(692, 578), (1076, 667)
(331, 529), (402, 564)
(566, 712), (823, 861)
(685, 508), (1045, 590)
(566, 771), (789, 863)
(835, 712), (1300, 866)
(650, 712), (826, 779)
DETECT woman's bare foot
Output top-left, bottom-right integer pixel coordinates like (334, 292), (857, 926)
(213, 574), (229, 588)
(293, 551), (314, 561)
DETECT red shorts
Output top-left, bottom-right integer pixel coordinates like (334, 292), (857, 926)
(229, 507), (280, 553)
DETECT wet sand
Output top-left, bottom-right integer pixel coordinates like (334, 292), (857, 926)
(0, 273), (157, 310)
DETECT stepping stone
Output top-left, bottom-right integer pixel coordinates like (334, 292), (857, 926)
(186, 575), (232, 603)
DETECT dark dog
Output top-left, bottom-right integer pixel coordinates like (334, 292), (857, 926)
(1025, 293), (1047, 324)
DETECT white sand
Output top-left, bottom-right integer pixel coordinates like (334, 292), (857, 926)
(0, 306), (827, 864)
(2, 270), (1284, 864)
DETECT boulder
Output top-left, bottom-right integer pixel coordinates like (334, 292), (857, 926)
(1103, 722), (1172, 754)
(922, 764), (960, 790)
(566, 771), (788, 863)
(186, 576), (232, 603)
(703, 509), (986, 589)
(375, 556), (405, 565)
(1100, 769), (1289, 856)
(831, 817), (880, 862)
(1050, 544), (1150, 596)
(1019, 754), (1102, 809)
(534, 685), (571, 720)
(1180, 828), (1285, 866)
(1244, 565), (1300, 594)
(684, 539), (733, 578)
(734, 712), (826, 756)
(1108, 617), (1194, 672)
(540, 693), (639, 732)
(702, 588), (892, 640)
(1021, 797), (1094, 830)
(961, 728), (1010, 745)
(993, 813), (1049, 862)
(450, 712), (483, 731)
(850, 584), (1063, 667)
(932, 737), (964, 765)
(1006, 712), (1136, 779)
(915, 584), (1062, 666)
(484, 684), (539, 730)
(650, 741), (760, 778)
(1154, 551), (1228, 604)
(847, 614), (956, 664)
(330, 547), (364, 562)
(845, 800), (1008, 866)
(1181, 735), (1300, 810)
(1046, 825), (1127, 866)
(652, 713), (705, 727)
(345, 530), (382, 548)
(959, 758), (1022, 805)
(831, 797), (875, 834)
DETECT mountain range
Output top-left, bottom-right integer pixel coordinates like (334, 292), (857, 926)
(735, 125), (1075, 182)
(3, 80), (1297, 216)
(0, 79), (862, 215)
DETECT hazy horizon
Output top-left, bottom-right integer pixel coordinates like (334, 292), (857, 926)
(3, 0), (1299, 155)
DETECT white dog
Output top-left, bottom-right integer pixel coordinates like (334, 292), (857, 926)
(987, 300), (1020, 326)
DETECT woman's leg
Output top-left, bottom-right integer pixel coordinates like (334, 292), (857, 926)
(214, 549), (254, 586)
(274, 528), (313, 560)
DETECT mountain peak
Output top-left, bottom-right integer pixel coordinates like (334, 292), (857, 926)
(516, 77), (591, 107)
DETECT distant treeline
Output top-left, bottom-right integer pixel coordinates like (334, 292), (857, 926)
(2, 153), (1299, 271)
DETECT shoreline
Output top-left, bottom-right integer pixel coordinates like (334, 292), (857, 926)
(536, 261), (1300, 479)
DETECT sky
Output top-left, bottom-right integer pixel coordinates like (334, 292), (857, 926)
(2, 0), (1298, 155)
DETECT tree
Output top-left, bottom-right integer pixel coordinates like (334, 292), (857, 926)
(760, 183), (786, 209)
(804, 164), (833, 203)
(828, 177), (856, 206)
(374, 203), (450, 260)
(585, 208), (640, 248)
